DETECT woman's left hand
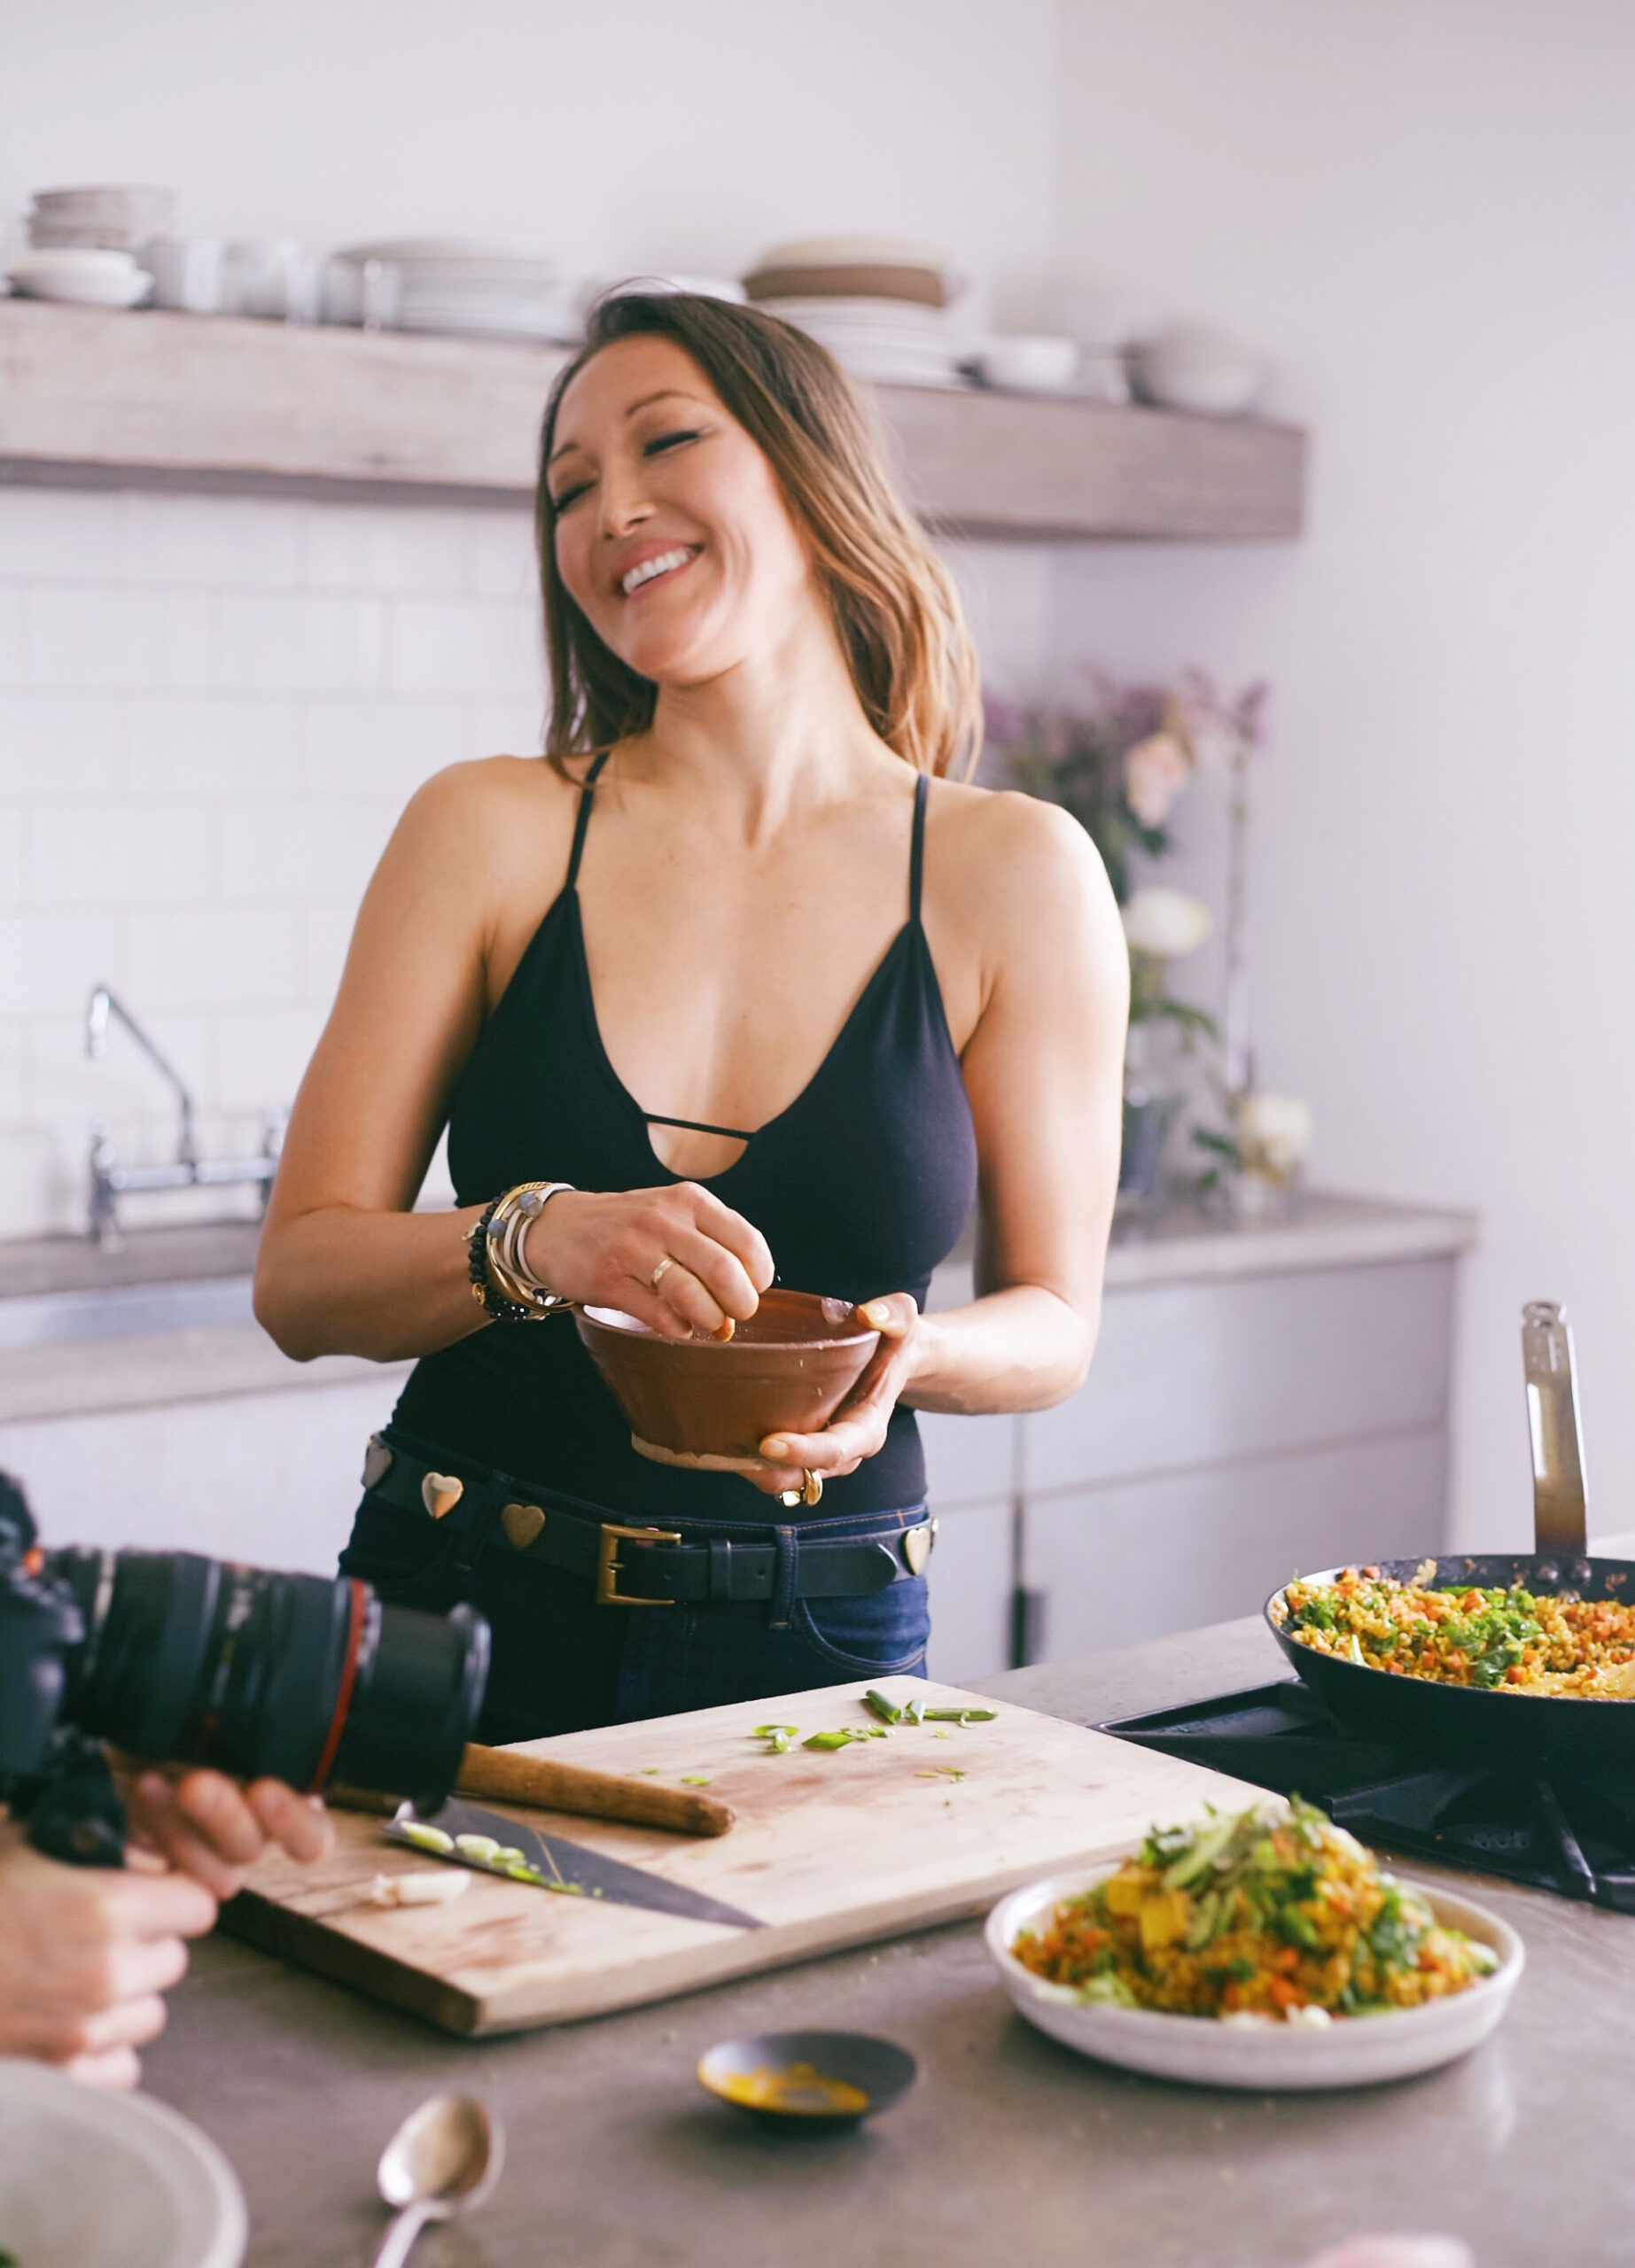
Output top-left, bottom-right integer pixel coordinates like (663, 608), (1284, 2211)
(749, 1294), (923, 1499)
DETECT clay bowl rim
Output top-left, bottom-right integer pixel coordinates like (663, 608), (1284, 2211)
(576, 1291), (878, 1358)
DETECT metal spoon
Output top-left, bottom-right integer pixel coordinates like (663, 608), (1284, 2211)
(372, 2093), (502, 2268)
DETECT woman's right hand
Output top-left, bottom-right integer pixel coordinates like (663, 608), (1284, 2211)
(522, 1184), (774, 1340)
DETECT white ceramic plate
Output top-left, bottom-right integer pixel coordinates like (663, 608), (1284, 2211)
(0, 2058), (247, 2268)
(986, 1866), (1523, 2091)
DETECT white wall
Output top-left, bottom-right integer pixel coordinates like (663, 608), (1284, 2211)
(1046, 0), (1635, 1546)
(0, 0), (1057, 307)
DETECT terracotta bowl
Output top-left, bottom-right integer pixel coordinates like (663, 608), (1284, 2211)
(573, 1289), (880, 1471)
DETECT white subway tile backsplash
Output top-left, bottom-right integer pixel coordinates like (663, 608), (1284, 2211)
(0, 908), (122, 1017)
(220, 800), (393, 905)
(0, 812), (22, 905)
(0, 589), (24, 688)
(31, 803), (213, 907)
(305, 697), (464, 801)
(467, 697), (545, 757)
(468, 509), (537, 602)
(386, 598), (543, 699)
(125, 493), (307, 588)
(128, 908), (299, 1011)
(1, 485), (552, 1236)
(31, 1010), (216, 1125)
(215, 592), (386, 694)
(0, 1127), (61, 1239)
(307, 503), (471, 594)
(0, 1024), (27, 1126)
(0, 489), (129, 582)
(127, 696), (307, 797)
(0, 695), (127, 797)
(300, 905), (356, 1010)
(216, 1004), (325, 1111)
(27, 587), (214, 692)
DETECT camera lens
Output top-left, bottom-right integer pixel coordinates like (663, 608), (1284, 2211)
(47, 1549), (489, 1812)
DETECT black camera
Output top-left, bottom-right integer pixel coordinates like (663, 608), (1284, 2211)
(0, 1470), (489, 1865)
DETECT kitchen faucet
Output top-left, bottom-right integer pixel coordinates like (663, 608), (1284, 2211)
(84, 984), (285, 1247)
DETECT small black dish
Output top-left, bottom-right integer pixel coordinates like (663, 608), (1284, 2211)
(697, 2030), (917, 2131)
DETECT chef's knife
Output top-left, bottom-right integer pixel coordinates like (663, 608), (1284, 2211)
(385, 1797), (766, 1931)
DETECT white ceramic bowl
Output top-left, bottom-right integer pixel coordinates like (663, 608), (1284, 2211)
(986, 1866), (1523, 2091)
(0, 2059), (247, 2267)
(8, 249), (152, 308)
(973, 333), (1080, 392)
(1130, 326), (1266, 416)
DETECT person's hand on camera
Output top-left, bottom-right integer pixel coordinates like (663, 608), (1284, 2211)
(0, 1825), (215, 2090)
(118, 1764), (333, 1900)
(522, 1184), (774, 1340)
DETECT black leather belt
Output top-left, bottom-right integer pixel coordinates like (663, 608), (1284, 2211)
(364, 1433), (936, 1607)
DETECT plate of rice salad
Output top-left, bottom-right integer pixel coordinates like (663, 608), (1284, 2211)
(985, 1799), (1522, 2090)
(1273, 1564), (1635, 1697)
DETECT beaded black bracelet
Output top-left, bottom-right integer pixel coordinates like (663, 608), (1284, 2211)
(466, 1194), (541, 1323)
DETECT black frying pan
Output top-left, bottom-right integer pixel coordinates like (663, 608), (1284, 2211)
(1264, 1302), (1635, 1774)
(1265, 1550), (1635, 1773)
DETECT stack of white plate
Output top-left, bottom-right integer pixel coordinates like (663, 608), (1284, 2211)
(332, 237), (581, 344)
(28, 184), (176, 252)
(744, 236), (970, 388)
(757, 295), (973, 388)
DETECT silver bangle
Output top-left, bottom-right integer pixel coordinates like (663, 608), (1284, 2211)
(501, 1181), (576, 1304)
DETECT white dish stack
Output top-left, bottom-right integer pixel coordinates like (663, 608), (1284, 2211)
(743, 236), (973, 389)
(331, 238), (582, 344)
(27, 183), (175, 252)
(6, 183), (176, 308)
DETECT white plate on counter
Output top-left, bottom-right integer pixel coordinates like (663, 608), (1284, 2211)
(986, 1866), (1524, 2091)
(0, 2058), (247, 2267)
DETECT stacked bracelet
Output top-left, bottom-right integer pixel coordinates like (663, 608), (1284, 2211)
(467, 1182), (577, 1322)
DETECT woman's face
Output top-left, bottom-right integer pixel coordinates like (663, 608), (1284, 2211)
(546, 332), (820, 689)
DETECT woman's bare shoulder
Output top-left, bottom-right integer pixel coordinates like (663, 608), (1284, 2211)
(387, 753), (579, 874)
(930, 775), (1113, 913)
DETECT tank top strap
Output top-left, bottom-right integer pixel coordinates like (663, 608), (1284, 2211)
(565, 749), (615, 889)
(909, 771), (929, 925)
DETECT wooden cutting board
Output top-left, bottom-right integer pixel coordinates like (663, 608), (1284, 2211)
(223, 1676), (1259, 2036)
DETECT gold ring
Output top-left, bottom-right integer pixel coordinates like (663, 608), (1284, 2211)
(802, 1468), (823, 1507)
(650, 1256), (675, 1290)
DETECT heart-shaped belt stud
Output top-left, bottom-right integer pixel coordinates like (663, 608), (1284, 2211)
(421, 1471), (465, 1521)
(502, 1501), (547, 1552)
(902, 1519), (937, 1576)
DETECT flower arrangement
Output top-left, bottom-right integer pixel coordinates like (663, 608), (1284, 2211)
(985, 672), (1273, 1199)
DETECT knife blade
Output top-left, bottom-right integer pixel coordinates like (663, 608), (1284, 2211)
(385, 1797), (766, 1931)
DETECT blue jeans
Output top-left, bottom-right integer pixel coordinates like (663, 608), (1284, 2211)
(339, 1468), (930, 1743)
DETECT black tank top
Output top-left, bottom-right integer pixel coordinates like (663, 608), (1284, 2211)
(391, 757), (978, 1520)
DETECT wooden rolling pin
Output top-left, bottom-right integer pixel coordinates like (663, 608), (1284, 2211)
(329, 1743), (735, 1838)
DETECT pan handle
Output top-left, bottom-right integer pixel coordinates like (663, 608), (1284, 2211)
(1522, 1300), (1588, 1554)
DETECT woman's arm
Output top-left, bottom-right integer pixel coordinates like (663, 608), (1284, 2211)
(256, 759), (772, 1363)
(254, 763), (513, 1362)
(754, 792), (1126, 1493)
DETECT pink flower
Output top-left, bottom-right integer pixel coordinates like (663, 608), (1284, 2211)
(1123, 730), (1192, 827)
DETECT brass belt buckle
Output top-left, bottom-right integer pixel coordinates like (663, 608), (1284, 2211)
(596, 1522), (683, 1605)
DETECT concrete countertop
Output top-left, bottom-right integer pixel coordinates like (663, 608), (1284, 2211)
(0, 1190), (1475, 1427)
(144, 1617), (1628, 2268)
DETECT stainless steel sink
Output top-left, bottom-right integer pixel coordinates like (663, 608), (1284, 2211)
(0, 1275), (257, 1351)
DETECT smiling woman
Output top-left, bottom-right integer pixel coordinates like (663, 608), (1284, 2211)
(253, 291), (1128, 1742)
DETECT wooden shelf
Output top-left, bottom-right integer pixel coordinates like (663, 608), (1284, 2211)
(0, 299), (1305, 540)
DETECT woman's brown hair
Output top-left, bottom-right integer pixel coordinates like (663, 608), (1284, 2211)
(535, 291), (981, 779)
